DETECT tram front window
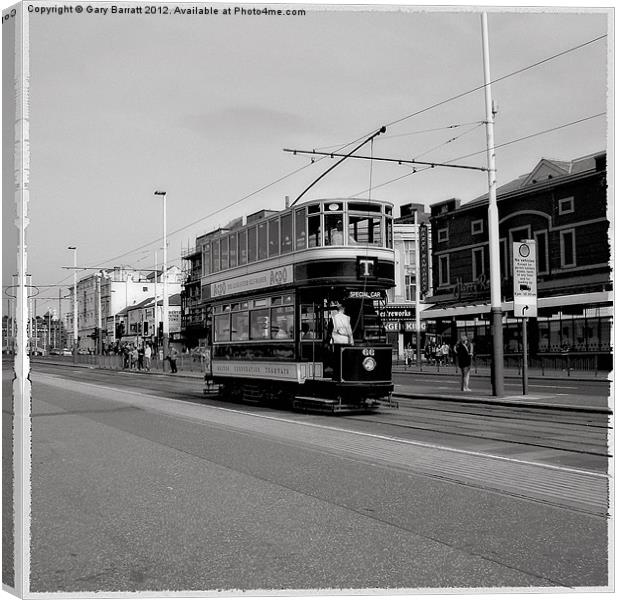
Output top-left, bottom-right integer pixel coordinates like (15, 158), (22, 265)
(348, 215), (383, 246)
(324, 213), (344, 245)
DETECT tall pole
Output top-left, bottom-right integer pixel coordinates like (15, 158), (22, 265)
(414, 211), (421, 368)
(155, 191), (169, 368)
(58, 287), (62, 349)
(68, 246), (78, 362)
(481, 13), (504, 396)
(96, 273), (102, 354)
(154, 250), (158, 349)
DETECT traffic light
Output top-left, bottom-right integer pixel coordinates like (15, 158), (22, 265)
(158, 322), (163, 341)
(143, 321), (149, 336)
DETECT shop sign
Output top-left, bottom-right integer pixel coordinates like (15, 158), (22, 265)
(451, 273), (490, 301)
(384, 322), (401, 332)
(513, 240), (538, 317)
(377, 305), (415, 320)
(211, 265), (293, 298)
(404, 321), (426, 332)
(419, 224), (429, 296)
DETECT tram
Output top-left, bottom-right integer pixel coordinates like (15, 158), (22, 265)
(201, 198), (397, 412)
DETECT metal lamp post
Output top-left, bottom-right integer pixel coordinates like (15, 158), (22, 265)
(68, 246), (78, 362)
(154, 191), (169, 368)
(481, 13), (504, 396)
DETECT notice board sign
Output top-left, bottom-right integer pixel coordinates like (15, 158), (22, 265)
(513, 240), (538, 317)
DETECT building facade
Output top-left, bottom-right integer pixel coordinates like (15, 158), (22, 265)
(67, 266), (183, 351)
(385, 203), (432, 358)
(423, 151), (611, 365)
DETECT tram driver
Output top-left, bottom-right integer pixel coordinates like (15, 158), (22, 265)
(329, 303), (354, 345)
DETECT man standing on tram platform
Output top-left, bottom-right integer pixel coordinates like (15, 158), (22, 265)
(327, 302), (354, 379)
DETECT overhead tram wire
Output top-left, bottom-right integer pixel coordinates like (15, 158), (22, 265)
(349, 112), (606, 197)
(385, 33), (607, 130)
(42, 36), (606, 292)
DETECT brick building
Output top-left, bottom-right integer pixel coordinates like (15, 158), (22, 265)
(423, 151), (611, 365)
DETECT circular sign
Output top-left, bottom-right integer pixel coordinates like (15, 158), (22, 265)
(362, 357), (377, 372)
(518, 244), (530, 258)
(328, 203), (340, 211)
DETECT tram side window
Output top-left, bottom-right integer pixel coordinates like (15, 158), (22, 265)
(250, 308), (270, 340)
(280, 213), (292, 254)
(295, 208), (306, 250)
(300, 304), (320, 339)
(258, 222), (268, 260)
(229, 233), (238, 268)
(214, 314), (230, 342)
(324, 213), (344, 246)
(308, 214), (322, 248)
(231, 311), (249, 341)
(202, 244), (211, 276)
(211, 239), (220, 272)
(272, 305), (294, 339)
(248, 226), (257, 263)
(348, 215), (383, 246)
(238, 230), (248, 265)
(268, 218), (280, 258)
(220, 236), (229, 270)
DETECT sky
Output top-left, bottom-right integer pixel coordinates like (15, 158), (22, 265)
(2, 1), (610, 318)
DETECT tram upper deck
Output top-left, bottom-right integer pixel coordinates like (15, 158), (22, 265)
(201, 199), (395, 301)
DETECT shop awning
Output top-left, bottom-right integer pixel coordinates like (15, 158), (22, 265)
(421, 291), (612, 320)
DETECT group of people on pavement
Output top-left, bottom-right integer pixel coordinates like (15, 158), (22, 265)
(117, 342), (179, 373)
(424, 342), (452, 366)
(418, 336), (474, 392)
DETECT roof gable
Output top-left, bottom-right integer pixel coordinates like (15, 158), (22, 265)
(521, 159), (569, 187)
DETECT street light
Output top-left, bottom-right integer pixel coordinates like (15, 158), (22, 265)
(68, 246), (78, 362)
(154, 191), (169, 367)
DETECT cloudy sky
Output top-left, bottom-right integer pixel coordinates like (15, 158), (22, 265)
(2, 1), (610, 316)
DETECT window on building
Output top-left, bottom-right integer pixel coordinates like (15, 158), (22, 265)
(472, 247), (485, 279)
(437, 228), (449, 243)
(560, 229), (576, 267)
(535, 230), (548, 274)
(405, 274), (416, 301)
(471, 220), (483, 235)
(558, 197), (574, 215)
(438, 255), (450, 286)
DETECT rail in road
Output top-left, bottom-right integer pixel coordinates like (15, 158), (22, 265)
(31, 370), (610, 518)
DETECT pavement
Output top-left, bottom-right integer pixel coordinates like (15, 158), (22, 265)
(20, 357), (613, 413)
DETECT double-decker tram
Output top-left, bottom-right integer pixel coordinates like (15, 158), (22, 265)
(202, 198), (397, 413)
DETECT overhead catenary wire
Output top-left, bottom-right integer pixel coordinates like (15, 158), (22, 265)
(40, 34), (607, 293)
(351, 112), (606, 197)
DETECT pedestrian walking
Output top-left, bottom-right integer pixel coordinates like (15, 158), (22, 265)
(405, 343), (413, 367)
(168, 346), (178, 374)
(440, 342), (450, 366)
(137, 345), (145, 370)
(454, 334), (473, 391)
(144, 343), (152, 371)
(130, 345), (138, 370)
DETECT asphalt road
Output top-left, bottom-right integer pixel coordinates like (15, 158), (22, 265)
(3, 364), (610, 592)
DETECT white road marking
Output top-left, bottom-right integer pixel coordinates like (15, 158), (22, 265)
(36, 372), (608, 480)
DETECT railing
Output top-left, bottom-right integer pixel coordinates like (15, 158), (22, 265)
(33, 352), (209, 375)
(393, 351), (612, 378)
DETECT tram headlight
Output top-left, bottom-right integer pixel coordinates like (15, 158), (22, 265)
(362, 356), (377, 372)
